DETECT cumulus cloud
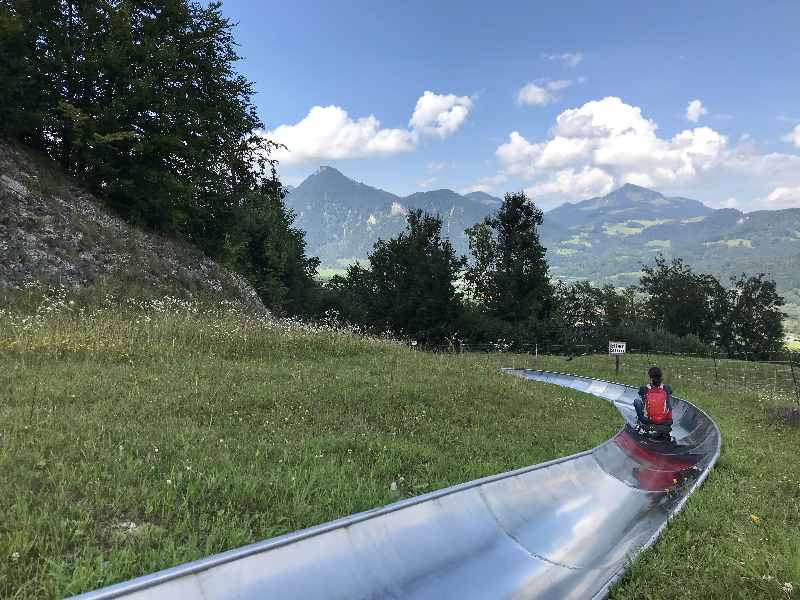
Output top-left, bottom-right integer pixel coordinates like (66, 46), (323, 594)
(499, 97), (726, 191)
(496, 132), (542, 177)
(686, 99), (708, 123)
(718, 187), (800, 211)
(765, 186), (800, 209)
(527, 166), (614, 197)
(268, 91), (472, 165)
(479, 96), (800, 209)
(517, 79), (572, 106)
(267, 105), (415, 165)
(491, 97), (733, 198)
(544, 52), (583, 68)
(782, 124), (800, 148)
(409, 91), (473, 139)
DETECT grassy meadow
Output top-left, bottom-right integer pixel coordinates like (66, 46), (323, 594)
(1, 301), (798, 598)
(0, 302), (617, 598)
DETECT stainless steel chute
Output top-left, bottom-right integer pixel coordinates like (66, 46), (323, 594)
(71, 369), (720, 600)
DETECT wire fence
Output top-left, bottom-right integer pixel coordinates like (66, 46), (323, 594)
(423, 341), (800, 405)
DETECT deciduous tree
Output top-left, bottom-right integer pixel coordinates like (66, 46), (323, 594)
(464, 191), (552, 324)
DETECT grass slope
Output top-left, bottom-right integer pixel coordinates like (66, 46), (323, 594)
(0, 306), (618, 598)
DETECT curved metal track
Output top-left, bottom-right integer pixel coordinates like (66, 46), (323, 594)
(72, 369), (720, 600)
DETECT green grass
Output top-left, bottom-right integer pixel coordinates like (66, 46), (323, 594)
(630, 219), (674, 228)
(554, 247), (578, 255)
(603, 222), (645, 236)
(563, 234), (593, 247)
(314, 267), (348, 280)
(0, 307), (618, 598)
(534, 353), (800, 600)
(1, 306), (798, 598)
(703, 238), (754, 248)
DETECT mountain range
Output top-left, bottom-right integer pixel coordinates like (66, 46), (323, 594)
(285, 168), (800, 333)
(285, 166), (499, 267)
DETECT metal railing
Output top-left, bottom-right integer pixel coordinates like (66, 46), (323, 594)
(424, 342), (800, 404)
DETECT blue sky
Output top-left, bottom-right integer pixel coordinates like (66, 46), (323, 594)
(219, 0), (800, 210)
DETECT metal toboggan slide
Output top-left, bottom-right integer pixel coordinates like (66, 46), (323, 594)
(73, 370), (721, 600)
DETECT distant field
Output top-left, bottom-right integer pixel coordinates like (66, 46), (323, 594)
(0, 307), (617, 598)
(314, 267), (348, 280)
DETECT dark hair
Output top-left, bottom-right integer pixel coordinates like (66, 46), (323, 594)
(648, 366), (662, 382)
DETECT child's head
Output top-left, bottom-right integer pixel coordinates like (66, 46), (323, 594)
(648, 366), (663, 385)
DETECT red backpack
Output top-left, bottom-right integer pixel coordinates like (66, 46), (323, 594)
(644, 386), (672, 424)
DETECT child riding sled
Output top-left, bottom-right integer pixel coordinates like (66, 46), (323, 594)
(634, 366), (673, 440)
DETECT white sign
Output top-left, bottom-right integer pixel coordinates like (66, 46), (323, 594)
(609, 341), (627, 355)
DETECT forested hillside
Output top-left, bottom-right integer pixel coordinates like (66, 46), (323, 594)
(288, 171), (800, 335)
(0, 0), (318, 315)
(542, 184), (800, 291)
(285, 166), (493, 268)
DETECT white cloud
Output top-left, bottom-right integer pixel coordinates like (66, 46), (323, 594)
(686, 99), (708, 123)
(482, 95), (800, 209)
(717, 187), (800, 211)
(490, 97), (741, 201)
(765, 186), (800, 209)
(268, 91), (473, 165)
(527, 166), (614, 197)
(782, 124), (800, 148)
(555, 97), (656, 137)
(496, 131), (542, 178)
(425, 161), (451, 172)
(267, 105), (415, 165)
(517, 79), (572, 106)
(409, 91), (473, 139)
(544, 52), (583, 68)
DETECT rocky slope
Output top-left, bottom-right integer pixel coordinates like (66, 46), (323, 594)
(0, 139), (265, 312)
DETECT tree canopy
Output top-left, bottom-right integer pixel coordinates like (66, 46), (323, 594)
(464, 191), (552, 323)
(0, 0), (317, 313)
(325, 210), (466, 342)
(640, 255), (728, 346)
